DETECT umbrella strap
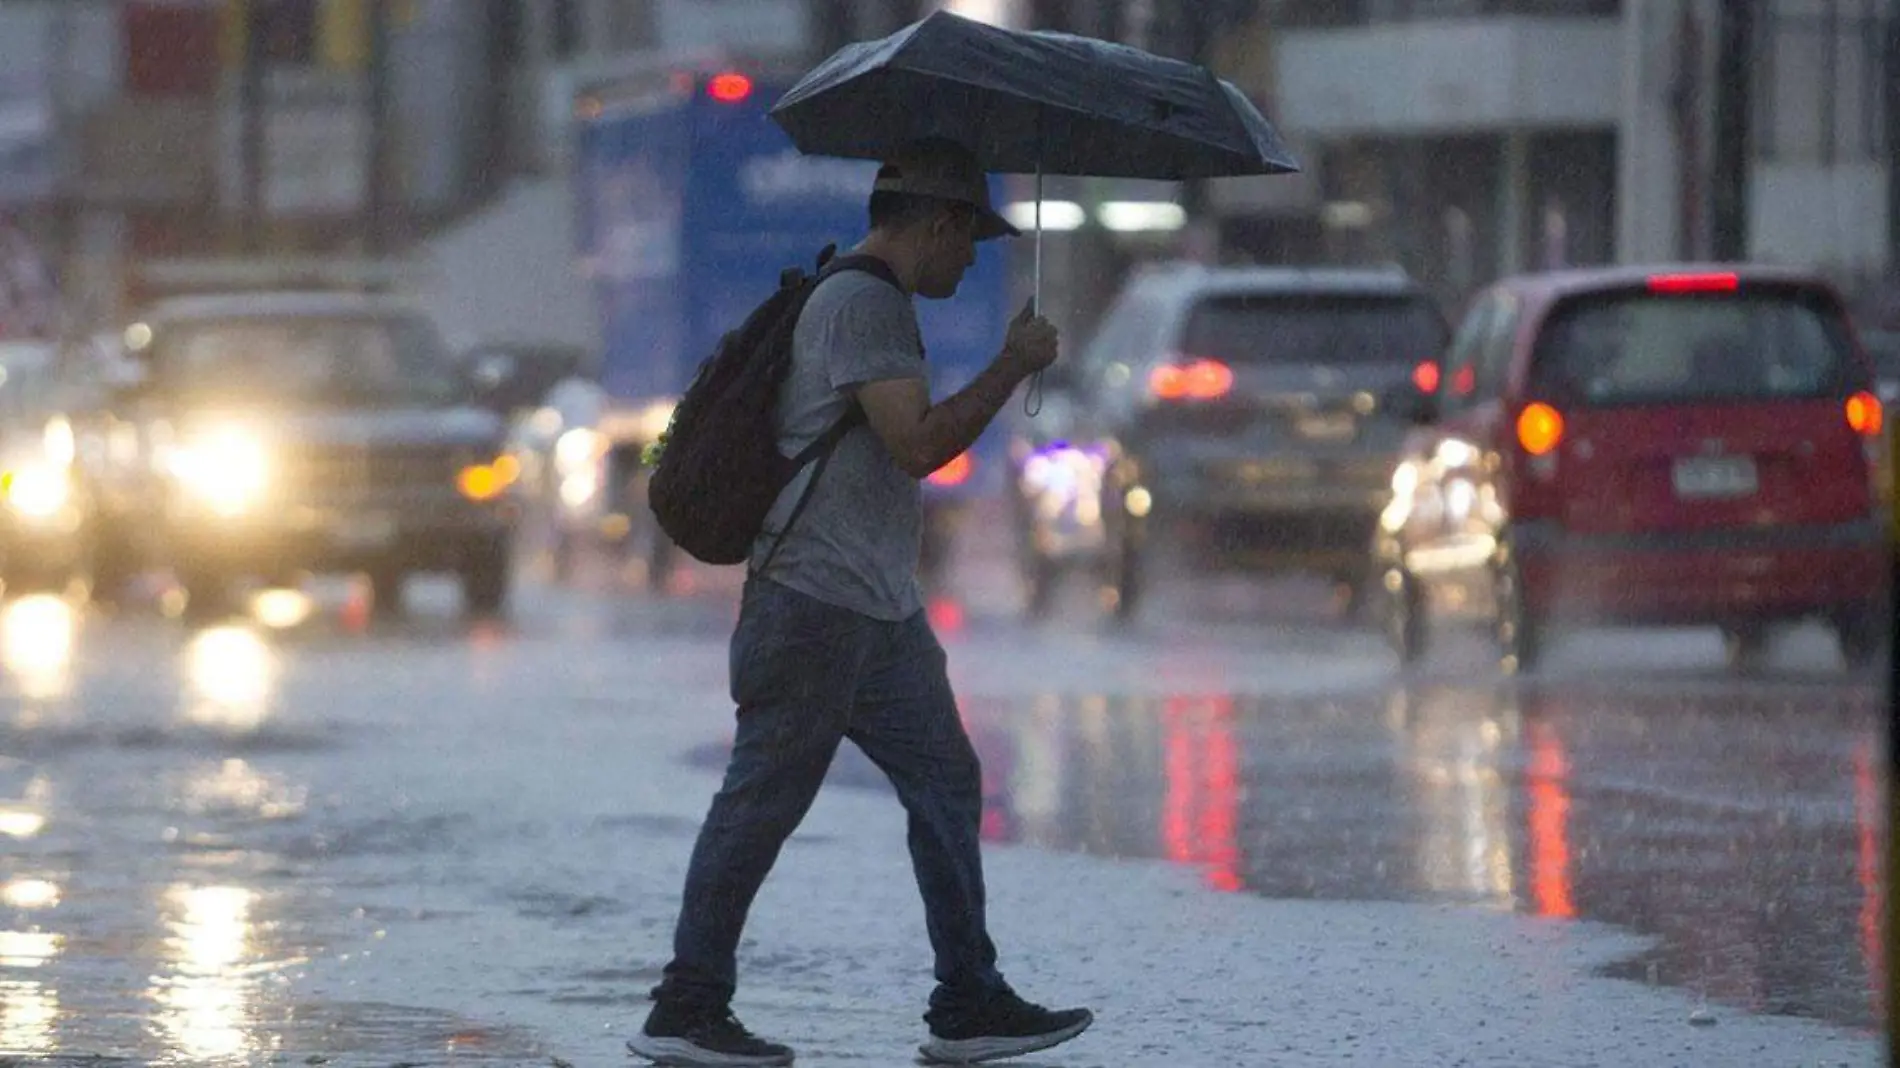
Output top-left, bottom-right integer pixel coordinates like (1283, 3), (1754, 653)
(1024, 370), (1042, 417)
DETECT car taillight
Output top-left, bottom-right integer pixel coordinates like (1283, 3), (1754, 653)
(1451, 364), (1476, 396)
(927, 451), (974, 487)
(1846, 390), (1883, 437)
(1411, 360), (1440, 393)
(1516, 402), (1565, 456)
(707, 72), (754, 103)
(1647, 271), (1740, 294)
(1149, 357), (1234, 402)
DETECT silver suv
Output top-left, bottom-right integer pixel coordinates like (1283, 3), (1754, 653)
(1009, 264), (1447, 619)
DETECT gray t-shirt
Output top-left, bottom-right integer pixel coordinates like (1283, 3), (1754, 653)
(748, 268), (926, 621)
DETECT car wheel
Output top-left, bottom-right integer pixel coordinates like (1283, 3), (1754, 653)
(177, 566), (233, 622)
(86, 525), (139, 606)
(1107, 532), (1142, 624)
(550, 528), (577, 584)
(919, 508), (954, 593)
(1495, 555), (1543, 675)
(1382, 565), (1428, 666)
(367, 568), (408, 616)
(647, 527), (677, 595)
(461, 536), (512, 617)
(1340, 571), (1378, 625)
(1719, 622), (1771, 672)
(1830, 605), (1882, 671)
(1022, 552), (1059, 620)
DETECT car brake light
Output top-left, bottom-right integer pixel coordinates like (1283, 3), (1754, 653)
(1411, 360), (1440, 393)
(1846, 390), (1883, 437)
(707, 72), (754, 103)
(1149, 357), (1234, 402)
(927, 451), (974, 487)
(1647, 271), (1739, 294)
(1516, 402), (1565, 456)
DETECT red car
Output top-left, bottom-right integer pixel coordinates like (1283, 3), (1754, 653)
(1373, 265), (1887, 673)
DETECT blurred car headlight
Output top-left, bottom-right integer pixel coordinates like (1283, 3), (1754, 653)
(41, 418), (74, 467)
(456, 453), (520, 503)
(167, 426), (270, 516)
(633, 400), (677, 446)
(4, 463), (68, 521)
(559, 472), (599, 509)
(555, 427), (603, 475)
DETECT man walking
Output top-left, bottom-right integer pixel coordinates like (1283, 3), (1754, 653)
(627, 139), (1092, 1067)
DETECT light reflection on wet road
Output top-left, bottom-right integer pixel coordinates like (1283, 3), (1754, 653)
(0, 567), (1884, 1061)
(925, 682), (1882, 1031)
(0, 586), (543, 1064)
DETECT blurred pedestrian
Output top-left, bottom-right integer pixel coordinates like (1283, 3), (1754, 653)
(627, 139), (1093, 1068)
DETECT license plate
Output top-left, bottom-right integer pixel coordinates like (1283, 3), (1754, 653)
(1671, 456), (1757, 499)
(335, 514), (398, 548)
(1294, 412), (1357, 442)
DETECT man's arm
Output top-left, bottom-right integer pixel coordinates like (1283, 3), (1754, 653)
(856, 300), (1060, 480)
(855, 361), (1030, 480)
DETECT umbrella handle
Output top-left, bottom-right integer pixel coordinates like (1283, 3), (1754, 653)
(1033, 150), (1042, 315)
(1025, 114), (1044, 418)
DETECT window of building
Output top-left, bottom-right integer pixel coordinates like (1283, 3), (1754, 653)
(259, 0), (317, 64)
(550, 0), (581, 59)
(1269, 0), (1618, 27)
(1755, 0), (1889, 164)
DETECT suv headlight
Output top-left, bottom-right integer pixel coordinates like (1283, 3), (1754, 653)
(167, 427), (270, 516)
(4, 462), (69, 521)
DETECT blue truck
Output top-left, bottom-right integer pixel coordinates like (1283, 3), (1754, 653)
(558, 61), (1012, 590)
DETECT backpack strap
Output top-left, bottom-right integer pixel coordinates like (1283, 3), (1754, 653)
(817, 252), (904, 293)
(750, 406), (865, 577)
(749, 252), (907, 578)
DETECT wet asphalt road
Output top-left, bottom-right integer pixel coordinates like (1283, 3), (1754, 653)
(0, 540), (1884, 1063)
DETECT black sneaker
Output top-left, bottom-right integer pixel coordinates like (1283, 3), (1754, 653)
(919, 991), (1093, 1065)
(625, 998), (794, 1067)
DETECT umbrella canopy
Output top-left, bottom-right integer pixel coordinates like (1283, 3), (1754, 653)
(769, 11), (1300, 180)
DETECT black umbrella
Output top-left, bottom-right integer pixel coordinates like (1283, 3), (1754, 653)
(770, 11), (1298, 179)
(770, 10), (1300, 300)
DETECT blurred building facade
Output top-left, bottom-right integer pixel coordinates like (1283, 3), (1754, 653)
(0, 1), (1892, 338)
(922, 1), (1899, 322)
(0, 0), (814, 337)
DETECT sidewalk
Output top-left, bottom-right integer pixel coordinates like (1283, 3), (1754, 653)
(285, 631), (1883, 1068)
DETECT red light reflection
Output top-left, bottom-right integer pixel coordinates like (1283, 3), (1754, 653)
(1161, 696), (1243, 893)
(926, 596), (966, 635)
(1853, 739), (1886, 1026)
(1526, 721), (1576, 919)
(958, 698), (1015, 844)
(707, 72), (754, 103)
(927, 452), (974, 487)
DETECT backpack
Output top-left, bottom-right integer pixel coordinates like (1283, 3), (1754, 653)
(647, 244), (903, 567)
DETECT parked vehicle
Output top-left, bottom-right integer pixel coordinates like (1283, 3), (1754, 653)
(1373, 265), (1887, 673)
(1008, 263), (1447, 620)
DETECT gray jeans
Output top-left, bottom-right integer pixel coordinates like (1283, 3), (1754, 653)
(654, 578), (1009, 1023)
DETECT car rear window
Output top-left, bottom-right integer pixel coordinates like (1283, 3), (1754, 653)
(1531, 289), (1859, 405)
(1860, 330), (1900, 380)
(1179, 294), (1444, 366)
